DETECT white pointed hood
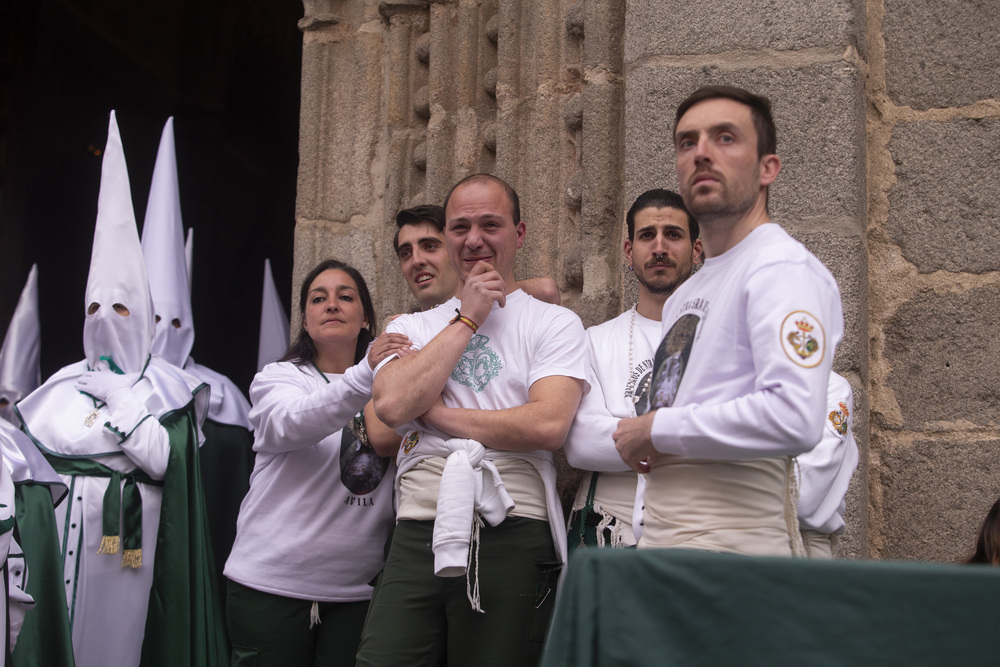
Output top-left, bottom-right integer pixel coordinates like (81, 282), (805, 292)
(257, 259), (289, 371)
(141, 117), (194, 367)
(0, 264), (41, 423)
(82, 111), (155, 375)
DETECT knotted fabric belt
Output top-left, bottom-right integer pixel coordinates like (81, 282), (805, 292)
(46, 455), (162, 568)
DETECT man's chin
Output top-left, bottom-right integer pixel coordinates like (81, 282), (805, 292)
(637, 276), (684, 296)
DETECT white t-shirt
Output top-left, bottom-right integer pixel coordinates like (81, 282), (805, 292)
(224, 360), (395, 602)
(379, 290), (587, 506)
(644, 223), (844, 555)
(565, 308), (660, 535)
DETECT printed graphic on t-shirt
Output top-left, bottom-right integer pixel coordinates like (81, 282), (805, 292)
(340, 412), (390, 495)
(626, 358), (654, 416)
(649, 314), (700, 410)
(451, 333), (502, 392)
(781, 310), (826, 368)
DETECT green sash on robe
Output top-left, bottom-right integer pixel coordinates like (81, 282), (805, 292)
(11, 482), (76, 667)
(139, 399), (228, 667)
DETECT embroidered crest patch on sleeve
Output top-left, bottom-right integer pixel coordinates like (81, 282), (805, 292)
(780, 311), (825, 368)
(401, 430), (420, 455)
(828, 402), (850, 436)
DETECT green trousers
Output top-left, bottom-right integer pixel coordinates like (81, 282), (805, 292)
(356, 518), (560, 667)
(226, 579), (369, 667)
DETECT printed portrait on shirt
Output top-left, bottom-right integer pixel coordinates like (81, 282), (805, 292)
(340, 413), (390, 495)
(630, 361), (653, 416)
(650, 314), (700, 410)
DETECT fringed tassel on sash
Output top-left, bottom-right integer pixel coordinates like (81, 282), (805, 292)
(120, 475), (144, 568)
(595, 510), (626, 549)
(465, 514), (485, 614)
(98, 534), (120, 555)
(121, 549), (142, 568)
(309, 601), (321, 629)
(785, 456), (806, 558)
(97, 535), (121, 554)
(100, 470), (123, 555)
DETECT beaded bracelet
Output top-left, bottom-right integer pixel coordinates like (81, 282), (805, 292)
(450, 308), (479, 333)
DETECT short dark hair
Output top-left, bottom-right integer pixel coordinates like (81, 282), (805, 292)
(626, 189), (698, 242)
(442, 174), (520, 226)
(280, 259), (376, 366)
(674, 86), (777, 158)
(393, 204), (445, 254)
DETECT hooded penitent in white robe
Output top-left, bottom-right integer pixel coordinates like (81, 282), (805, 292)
(140, 116), (254, 578)
(0, 264), (41, 425)
(257, 258), (289, 372)
(15, 111), (225, 667)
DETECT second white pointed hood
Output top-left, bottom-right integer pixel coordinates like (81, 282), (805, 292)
(257, 259), (290, 371)
(82, 111), (155, 375)
(0, 264), (41, 423)
(141, 117), (194, 367)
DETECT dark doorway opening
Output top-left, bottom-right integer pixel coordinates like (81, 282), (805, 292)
(1, 0), (301, 394)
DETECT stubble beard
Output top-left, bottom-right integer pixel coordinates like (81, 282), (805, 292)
(635, 265), (692, 298)
(684, 172), (759, 225)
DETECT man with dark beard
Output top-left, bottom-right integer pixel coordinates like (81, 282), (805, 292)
(563, 189), (700, 549)
(614, 86), (844, 557)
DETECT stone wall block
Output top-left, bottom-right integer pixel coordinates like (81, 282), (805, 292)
(582, 0), (622, 69)
(788, 229), (867, 374)
(883, 287), (1000, 428)
(383, 12), (430, 214)
(576, 0), (625, 320)
(625, 0), (861, 64)
(880, 438), (1000, 562)
(624, 63), (865, 225)
(884, 0), (1000, 110)
(424, 2), (498, 198)
(297, 31), (384, 222)
(497, 0), (579, 294)
(887, 118), (1000, 274)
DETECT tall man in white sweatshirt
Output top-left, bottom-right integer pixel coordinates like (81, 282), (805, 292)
(614, 86), (844, 556)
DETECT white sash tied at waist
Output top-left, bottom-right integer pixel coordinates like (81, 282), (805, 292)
(411, 434), (515, 576)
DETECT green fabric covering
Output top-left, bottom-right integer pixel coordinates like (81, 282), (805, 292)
(541, 548), (1000, 667)
(11, 483), (76, 667)
(139, 401), (228, 667)
(198, 419), (254, 581)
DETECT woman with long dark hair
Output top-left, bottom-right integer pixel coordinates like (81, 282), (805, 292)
(224, 259), (408, 666)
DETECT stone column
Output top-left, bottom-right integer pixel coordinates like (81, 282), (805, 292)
(867, 0), (1000, 562)
(297, 1), (443, 322)
(622, 1), (870, 556)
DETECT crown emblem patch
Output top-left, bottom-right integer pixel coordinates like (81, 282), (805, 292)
(828, 401), (849, 435)
(780, 311), (825, 368)
(401, 430), (420, 455)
